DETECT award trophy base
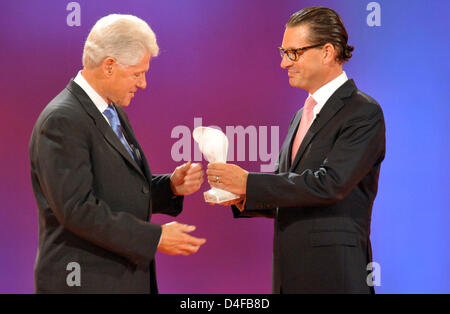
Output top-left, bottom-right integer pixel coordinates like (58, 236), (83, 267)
(204, 188), (239, 204)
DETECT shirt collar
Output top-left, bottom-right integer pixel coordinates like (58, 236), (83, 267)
(310, 71), (348, 116)
(73, 70), (110, 115)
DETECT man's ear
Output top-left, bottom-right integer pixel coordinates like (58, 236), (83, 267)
(103, 57), (116, 77)
(322, 43), (336, 65)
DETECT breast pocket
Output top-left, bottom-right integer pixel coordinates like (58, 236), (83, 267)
(309, 231), (357, 247)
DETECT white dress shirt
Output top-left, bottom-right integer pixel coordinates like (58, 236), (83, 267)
(309, 71), (348, 125)
(73, 71), (111, 125)
(73, 70), (138, 157)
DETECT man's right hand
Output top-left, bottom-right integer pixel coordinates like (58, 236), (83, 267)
(157, 222), (206, 256)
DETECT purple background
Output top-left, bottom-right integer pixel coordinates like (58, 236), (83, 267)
(1, 0), (449, 293)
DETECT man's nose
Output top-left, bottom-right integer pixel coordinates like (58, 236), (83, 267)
(280, 54), (292, 69)
(137, 74), (147, 89)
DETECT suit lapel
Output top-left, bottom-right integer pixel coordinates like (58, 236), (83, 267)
(289, 79), (357, 171)
(115, 106), (153, 183)
(66, 80), (146, 179)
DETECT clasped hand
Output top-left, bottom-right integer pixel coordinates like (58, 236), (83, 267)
(204, 162), (248, 209)
(170, 161), (204, 196)
(159, 161), (248, 256)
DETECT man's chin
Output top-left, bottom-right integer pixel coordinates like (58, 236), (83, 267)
(115, 100), (131, 107)
(288, 78), (304, 89)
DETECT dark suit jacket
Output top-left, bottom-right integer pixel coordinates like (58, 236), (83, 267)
(233, 79), (385, 294)
(29, 80), (183, 293)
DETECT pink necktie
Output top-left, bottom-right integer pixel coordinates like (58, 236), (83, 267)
(291, 96), (317, 163)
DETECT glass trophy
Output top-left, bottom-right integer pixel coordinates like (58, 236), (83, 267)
(193, 126), (240, 203)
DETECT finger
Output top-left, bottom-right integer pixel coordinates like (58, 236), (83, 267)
(186, 163), (202, 173)
(183, 234), (207, 246)
(187, 179), (204, 190)
(213, 182), (233, 193)
(178, 244), (201, 254)
(189, 181), (204, 192)
(208, 180), (219, 188)
(207, 162), (226, 171)
(208, 177), (229, 188)
(214, 182), (227, 190)
(179, 245), (202, 256)
(179, 224), (196, 233)
(186, 169), (203, 179)
(206, 168), (225, 177)
(208, 175), (231, 183)
(183, 179), (203, 190)
(171, 248), (193, 256)
(184, 176), (204, 186)
(185, 171), (204, 181)
(207, 175), (224, 182)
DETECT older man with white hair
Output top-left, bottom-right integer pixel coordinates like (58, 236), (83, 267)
(29, 14), (206, 293)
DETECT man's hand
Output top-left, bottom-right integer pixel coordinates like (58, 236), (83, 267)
(158, 222), (206, 256)
(170, 161), (204, 196)
(207, 162), (248, 195)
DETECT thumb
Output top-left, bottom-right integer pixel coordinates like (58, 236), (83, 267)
(180, 161), (192, 173)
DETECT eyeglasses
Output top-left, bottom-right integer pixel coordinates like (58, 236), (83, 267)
(278, 43), (324, 61)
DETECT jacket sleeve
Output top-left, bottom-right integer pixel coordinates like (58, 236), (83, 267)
(230, 111), (300, 219)
(244, 106), (385, 211)
(34, 112), (161, 265)
(150, 174), (184, 216)
(115, 106), (184, 217)
(230, 162), (278, 219)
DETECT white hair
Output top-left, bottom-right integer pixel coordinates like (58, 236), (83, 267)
(82, 14), (159, 69)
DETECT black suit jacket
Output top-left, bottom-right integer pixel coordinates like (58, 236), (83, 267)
(233, 79), (385, 293)
(29, 80), (183, 293)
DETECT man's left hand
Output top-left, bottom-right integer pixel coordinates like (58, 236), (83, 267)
(207, 162), (248, 196)
(170, 161), (204, 196)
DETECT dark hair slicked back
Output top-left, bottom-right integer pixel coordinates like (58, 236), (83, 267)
(287, 7), (354, 63)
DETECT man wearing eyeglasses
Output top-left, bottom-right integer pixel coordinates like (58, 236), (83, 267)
(207, 7), (385, 293)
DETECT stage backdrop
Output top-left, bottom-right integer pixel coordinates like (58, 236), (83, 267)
(0, 0), (449, 293)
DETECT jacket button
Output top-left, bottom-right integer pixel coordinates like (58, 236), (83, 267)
(142, 185), (149, 194)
